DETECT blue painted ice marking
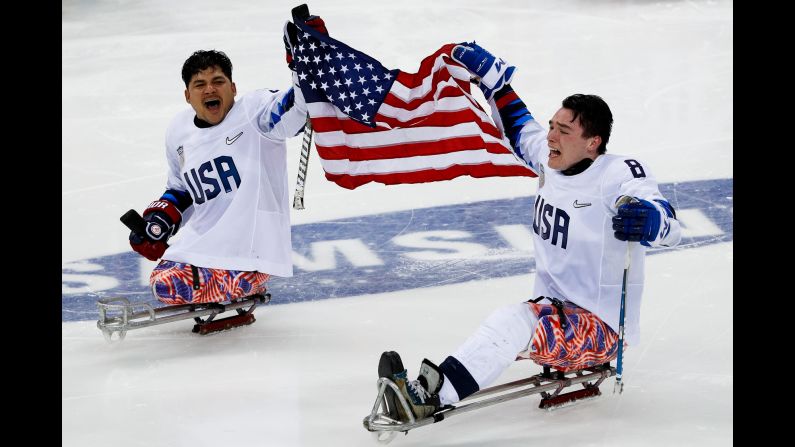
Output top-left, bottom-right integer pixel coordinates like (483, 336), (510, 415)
(62, 178), (732, 321)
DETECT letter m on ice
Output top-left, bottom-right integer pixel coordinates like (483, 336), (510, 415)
(292, 239), (384, 271)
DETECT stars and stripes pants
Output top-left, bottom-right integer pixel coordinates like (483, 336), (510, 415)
(517, 300), (620, 372)
(149, 260), (270, 305)
(438, 299), (620, 404)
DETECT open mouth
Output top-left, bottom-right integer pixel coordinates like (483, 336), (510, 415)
(204, 99), (221, 112)
(549, 149), (561, 158)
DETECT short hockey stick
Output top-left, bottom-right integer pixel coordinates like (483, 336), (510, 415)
(292, 114), (313, 210)
(613, 195), (636, 394)
(291, 4), (313, 210)
(613, 241), (630, 394)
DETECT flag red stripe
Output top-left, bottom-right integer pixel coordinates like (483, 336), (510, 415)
(325, 163), (536, 190)
(315, 136), (515, 161)
(382, 78), (466, 111)
(386, 66), (474, 110)
(301, 43), (535, 190)
(393, 44), (459, 88)
(310, 108), (502, 139)
(378, 109), (501, 138)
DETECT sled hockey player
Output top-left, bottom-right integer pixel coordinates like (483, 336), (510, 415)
(126, 14), (328, 314)
(379, 42), (682, 423)
(126, 48), (305, 308)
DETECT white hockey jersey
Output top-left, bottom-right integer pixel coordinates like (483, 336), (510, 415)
(500, 113), (681, 346)
(161, 88), (307, 276)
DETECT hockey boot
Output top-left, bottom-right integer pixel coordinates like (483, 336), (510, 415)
(392, 358), (443, 422)
(378, 351), (405, 421)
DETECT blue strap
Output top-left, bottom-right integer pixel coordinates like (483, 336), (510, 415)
(439, 356), (479, 400)
(160, 189), (193, 212)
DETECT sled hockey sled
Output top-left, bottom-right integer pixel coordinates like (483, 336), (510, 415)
(363, 362), (615, 443)
(96, 293), (271, 342)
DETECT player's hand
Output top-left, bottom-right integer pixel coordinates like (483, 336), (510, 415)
(283, 15), (329, 71)
(612, 197), (661, 246)
(129, 200), (181, 261)
(129, 237), (168, 261)
(451, 42), (515, 101)
(304, 16), (328, 35)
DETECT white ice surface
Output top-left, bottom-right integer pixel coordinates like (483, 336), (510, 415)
(63, 1), (732, 445)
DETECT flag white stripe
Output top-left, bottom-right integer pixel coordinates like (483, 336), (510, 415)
(378, 92), (491, 123)
(318, 149), (527, 175)
(387, 54), (471, 102)
(307, 94), (496, 129)
(314, 121), (508, 148)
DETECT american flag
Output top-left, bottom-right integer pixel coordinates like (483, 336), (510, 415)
(291, 21), (537, 190)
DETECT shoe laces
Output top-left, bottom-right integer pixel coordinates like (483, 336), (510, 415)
(407, 379), (431, 404)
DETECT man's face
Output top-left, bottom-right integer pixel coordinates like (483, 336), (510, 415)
(184, 66), (236, 125)
(546, 107), (600, 171)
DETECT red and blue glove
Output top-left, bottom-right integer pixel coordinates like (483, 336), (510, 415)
(129, 200), (182, 261)
(284, 15), (329, 71)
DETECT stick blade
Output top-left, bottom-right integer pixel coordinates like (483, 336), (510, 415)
(291, 4), (309, 21)
(293, 194), (305, 210)
(120, 209), (146, 235)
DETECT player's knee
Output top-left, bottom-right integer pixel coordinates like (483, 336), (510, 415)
(482, 303), (538, 351)
(483, 303), (535, 329)
(150, 275), (190, 305)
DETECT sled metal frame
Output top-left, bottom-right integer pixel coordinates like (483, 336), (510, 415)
(363, 363), (615, 442)
(96, 293), (271, 343)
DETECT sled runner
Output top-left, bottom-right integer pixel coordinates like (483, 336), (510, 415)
(363, 362), (615, 443)
(96, 293), (271, 342)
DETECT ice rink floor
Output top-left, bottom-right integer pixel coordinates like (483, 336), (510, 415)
(62, 1), (733, 445)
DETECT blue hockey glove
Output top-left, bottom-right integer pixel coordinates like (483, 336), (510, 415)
(612, 197), (661, 247)
(451, 42), (515, 101)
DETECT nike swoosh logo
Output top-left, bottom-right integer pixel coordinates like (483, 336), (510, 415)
(226, 132), (243, 145)
(573, 200), (592, 208)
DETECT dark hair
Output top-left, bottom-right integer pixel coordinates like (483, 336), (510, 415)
(561, 94), (613, 154)
(181, 50), (233, 87)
